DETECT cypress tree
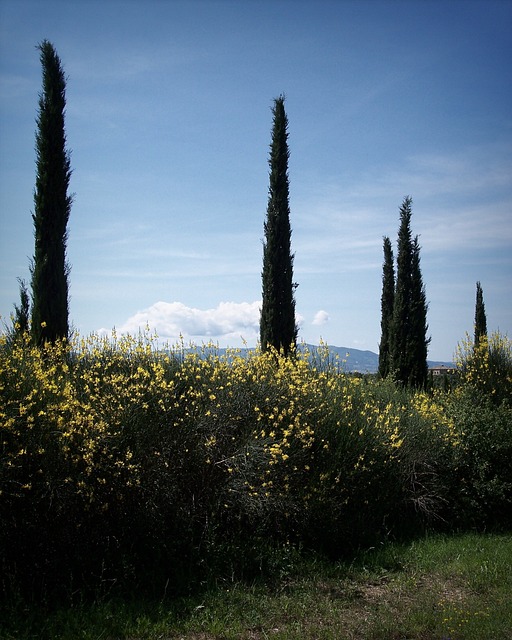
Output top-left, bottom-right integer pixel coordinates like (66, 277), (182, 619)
(6, 278), (30, 346)
(13, 278), (30, 335)
(390, 196), (429, 387)
(31, 40), (73, 345)
(260, 95), (297, 355)
(474, 281), (487, 347)
(378, 236), (394, 378)
(390, 197), (414, 384)
(408, 235), (430, 387)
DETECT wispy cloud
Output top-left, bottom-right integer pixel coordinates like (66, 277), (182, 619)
(420, 201), (512, 253)
(67, 42), (203, 84)
(293, 140), (512, 275)
(0, 73), (34, 102)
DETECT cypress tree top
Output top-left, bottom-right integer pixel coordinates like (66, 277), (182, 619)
(474, 281), (487, 347)
(31, 40), (73, 345)
(260, 95), (297, 355)
(390, 196), (429, 387)
(378, 236), (395, 379)
(391, 196), (414, 383)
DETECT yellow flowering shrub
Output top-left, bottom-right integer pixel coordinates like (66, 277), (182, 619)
(442, 331), (512, 527)
(0, 330), (495, 599)
(454, 330), (512, 404)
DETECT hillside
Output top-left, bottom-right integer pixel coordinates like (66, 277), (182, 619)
(188, 344), (453, 374)
(317, 345), (454, 374)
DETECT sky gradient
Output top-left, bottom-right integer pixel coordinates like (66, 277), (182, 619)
(1, 0), (511, 360)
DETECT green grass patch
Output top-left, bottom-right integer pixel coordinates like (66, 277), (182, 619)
(2, 532), (511, 640)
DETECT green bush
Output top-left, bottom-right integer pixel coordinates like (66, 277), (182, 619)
(440, 331), (512, 528)
(442, 388), (512, 529)
(454, 330), (512, 405)
(1, 330), (509, 604)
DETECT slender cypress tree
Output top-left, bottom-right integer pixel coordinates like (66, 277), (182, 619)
(474, 281), (487, 347)
(378, 236), (394, 378)
(31, 40), (73, 345)
(390, 197), (414, 384)
(6, 278), (30, 346)
(390, 196), (429, 387)
(260, 95), (297, 355)
(408, 235), (430, 387)
(13, 278), (30, 334)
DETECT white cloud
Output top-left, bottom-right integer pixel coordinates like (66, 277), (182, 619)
(312, 310), (330, 326)
(116, 300), (262, 346)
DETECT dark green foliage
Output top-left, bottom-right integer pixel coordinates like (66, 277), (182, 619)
(378, 236), (394, 378)
(12, 278), (30, 336)
(31, 40), (72, 346)
(443, 389), (512, 529)
(474, 281), (487, 347)
(390, 197), (429, 387)
(260, 95), (297, 356)
(391, 197), (414, 384)
(2, 332), (511, 607)
(408, 236), (430, 387)
(456, 330), (512, 406)
(3, 279), (31, 348)
(439, 332), (512, 526)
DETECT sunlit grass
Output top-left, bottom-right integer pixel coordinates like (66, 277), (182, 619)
(2, 533), (511, 639)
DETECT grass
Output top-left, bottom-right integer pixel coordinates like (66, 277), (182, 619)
(2, 532), (511, 640)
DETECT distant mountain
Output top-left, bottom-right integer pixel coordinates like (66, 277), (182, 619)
(315, 345), (380, 373)
(183, 343), (453, 374)
(314, 345), (454, 374)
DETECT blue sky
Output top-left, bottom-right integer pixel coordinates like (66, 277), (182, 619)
(1, 0), (511, 360)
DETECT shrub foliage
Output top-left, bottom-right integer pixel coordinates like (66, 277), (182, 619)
(1, 330), (510, 601)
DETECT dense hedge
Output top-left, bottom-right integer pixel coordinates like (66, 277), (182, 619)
(1, 330), (510, 602)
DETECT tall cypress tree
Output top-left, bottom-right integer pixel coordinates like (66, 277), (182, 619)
(260, 95), (297, 355)
(378, 236), (394, 378)
(474, 281), (487, 347)
(31, 40), (73, 345)
(390, 196), (429, 387)
(390, 197), (414, 384)
(408, 235), (430, 387)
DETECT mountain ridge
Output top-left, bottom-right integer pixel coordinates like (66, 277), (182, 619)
(185, 343), (454, 374)
(316, 344), (454, 373)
